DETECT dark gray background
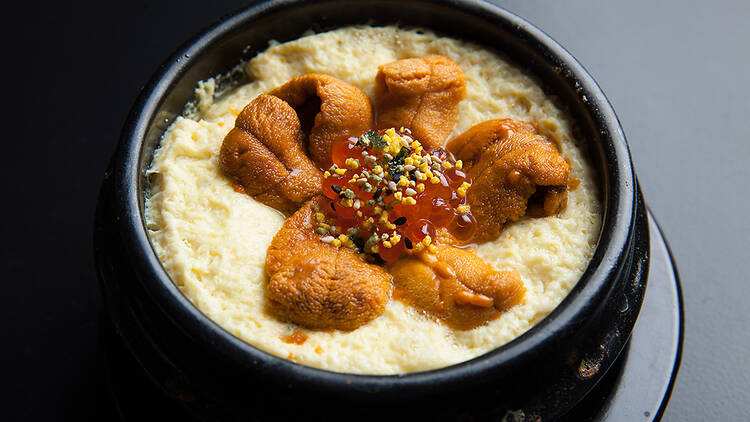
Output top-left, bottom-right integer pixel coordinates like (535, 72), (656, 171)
(5, 0), (749, 420)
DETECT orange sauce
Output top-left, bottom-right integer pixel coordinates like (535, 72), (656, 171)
(281, 329), (308, 345)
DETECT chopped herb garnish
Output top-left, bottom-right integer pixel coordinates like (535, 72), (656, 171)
(392, 147), (410, 165)
(365, 234), (380, 252)
(350, 235), (365, 252)
(366, 130), (388, 149)
(356, 134), (370, 147)
(386, 147), (410, 179)
(341, 189), (356, 199)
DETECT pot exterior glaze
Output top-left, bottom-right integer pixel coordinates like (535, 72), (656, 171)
(95, 1), (648, 420)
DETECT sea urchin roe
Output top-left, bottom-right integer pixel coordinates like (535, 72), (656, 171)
(389, 244), (525, 330)
(266, 200), (392, 331)
(446, 118), (570, 243)
(319, 128), (475, 262)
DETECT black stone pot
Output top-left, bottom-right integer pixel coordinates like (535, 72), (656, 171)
(94, 1), (649, 420)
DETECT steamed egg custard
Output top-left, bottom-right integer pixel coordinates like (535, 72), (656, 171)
(145, 26), (601, 374)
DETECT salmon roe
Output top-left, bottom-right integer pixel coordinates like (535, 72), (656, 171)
(315, 128), (476, 262)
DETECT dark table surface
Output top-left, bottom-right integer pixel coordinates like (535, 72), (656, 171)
(6, 0), (749, 420)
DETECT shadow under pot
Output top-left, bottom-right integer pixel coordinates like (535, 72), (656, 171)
(94, 0), (649, 420)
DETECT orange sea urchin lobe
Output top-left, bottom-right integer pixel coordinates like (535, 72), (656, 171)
(269, 74), (373, 169)
(375, 55), (466, 149)
(447, 119), (570, 243)
(266, 200), (392, 331)
(389, 244), (525, 330)
(219, 95), (323, 215)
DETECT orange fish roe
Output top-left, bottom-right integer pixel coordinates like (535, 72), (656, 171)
(316, 128), (476, 262)
(280, 329), (308, 345)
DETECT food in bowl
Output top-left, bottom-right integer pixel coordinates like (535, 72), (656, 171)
(144, 26), (601, 375)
